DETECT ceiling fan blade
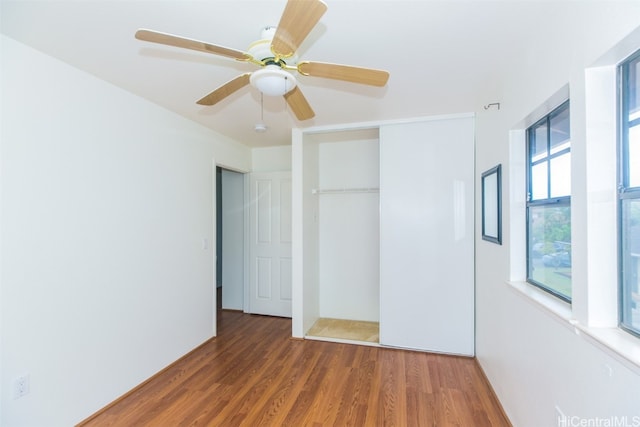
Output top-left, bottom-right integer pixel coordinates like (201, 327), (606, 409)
(135, 29), (251, 61)
(271, 0), (327, 58)
(298, 61), (390, 87)
(284, 86), (315, 120)
(196, 73), (251, 106)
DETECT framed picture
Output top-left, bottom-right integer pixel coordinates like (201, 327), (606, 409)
(481, 164), (502, 244)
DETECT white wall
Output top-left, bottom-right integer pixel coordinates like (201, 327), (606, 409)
(292, 130), (320, 337)
(474, 3), (640, 426)
(318, 138), (380, 322)
(252, 145), (292, 173)
(0, 36), (250, 426)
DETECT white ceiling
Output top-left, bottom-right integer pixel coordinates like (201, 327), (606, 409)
(0, 0), (577, 147)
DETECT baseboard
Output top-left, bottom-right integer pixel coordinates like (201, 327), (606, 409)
(75, 336), (217, 426)
(474, 358), (513, 426)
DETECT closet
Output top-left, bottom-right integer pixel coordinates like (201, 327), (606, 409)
(291, 114), (475, 356)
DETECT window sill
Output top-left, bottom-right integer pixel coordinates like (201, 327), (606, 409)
(506, 281), (640, 375)
(506, 280), (573, 323)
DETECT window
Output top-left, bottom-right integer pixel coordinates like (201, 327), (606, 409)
(526, 101), (572, 302)
(620, 50), (640, 337)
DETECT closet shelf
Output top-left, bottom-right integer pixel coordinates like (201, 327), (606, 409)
(312, 187), (380, 195)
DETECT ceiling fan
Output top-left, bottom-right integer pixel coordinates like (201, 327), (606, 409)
(134, 0), (389, 121)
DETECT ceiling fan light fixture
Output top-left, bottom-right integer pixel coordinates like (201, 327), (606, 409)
(250, 65), (296, 97)
(136, 0), (387, 122)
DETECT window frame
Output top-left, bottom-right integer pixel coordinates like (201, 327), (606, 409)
(525, 100), (572, 303)
(618, 49), (640, 338)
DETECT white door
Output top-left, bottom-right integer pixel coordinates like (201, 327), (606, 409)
(379, 115), (475, 356)
(249, 171), (292, 317)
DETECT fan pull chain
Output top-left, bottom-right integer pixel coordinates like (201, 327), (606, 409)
(284, 76), (288, 111)
(255, 92), (267, 133)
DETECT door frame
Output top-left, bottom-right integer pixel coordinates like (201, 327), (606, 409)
(212, 160), (218, 336)
(212, 160), (250, 336)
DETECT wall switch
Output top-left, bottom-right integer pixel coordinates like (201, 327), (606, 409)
(202, 238), (209, 250)
(13, 374), (30, 399)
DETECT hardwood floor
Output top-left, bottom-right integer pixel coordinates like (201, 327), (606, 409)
(78, 311), (511, 426)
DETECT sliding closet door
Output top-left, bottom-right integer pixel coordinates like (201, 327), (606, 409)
(379, 115), (474, 356)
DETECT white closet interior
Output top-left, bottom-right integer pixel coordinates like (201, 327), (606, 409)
(302, 128), (381, 344)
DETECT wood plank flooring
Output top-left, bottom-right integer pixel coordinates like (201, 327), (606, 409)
(78, 311), (511, 426)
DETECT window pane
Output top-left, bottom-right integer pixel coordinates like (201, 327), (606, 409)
(550, 152), (571, 198)
(550, 105), (570, 154)
(531, 162), (548, 200)
(621, 198), (640, 334)
(527, 205), (572, 300)
(527, 101), (570, 302)
(630, 124), (640, 188)
(531, 123), (548, 162)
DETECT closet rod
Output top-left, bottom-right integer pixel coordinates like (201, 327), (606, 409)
(311, 188), (379, 194)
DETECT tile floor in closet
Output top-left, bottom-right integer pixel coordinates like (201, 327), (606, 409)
(306, 318), (379, 343)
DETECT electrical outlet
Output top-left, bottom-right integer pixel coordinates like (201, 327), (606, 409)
(13, 374), (30, 399)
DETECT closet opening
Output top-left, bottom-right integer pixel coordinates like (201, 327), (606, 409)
(301, 128), (381, 345)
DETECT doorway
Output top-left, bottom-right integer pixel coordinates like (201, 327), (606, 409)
(216, 167), (245, 317)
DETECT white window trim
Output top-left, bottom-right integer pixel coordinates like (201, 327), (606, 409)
(508, 73), (640, 374)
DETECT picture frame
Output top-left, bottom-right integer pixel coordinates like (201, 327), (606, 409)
(481, 164), (502, 245)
